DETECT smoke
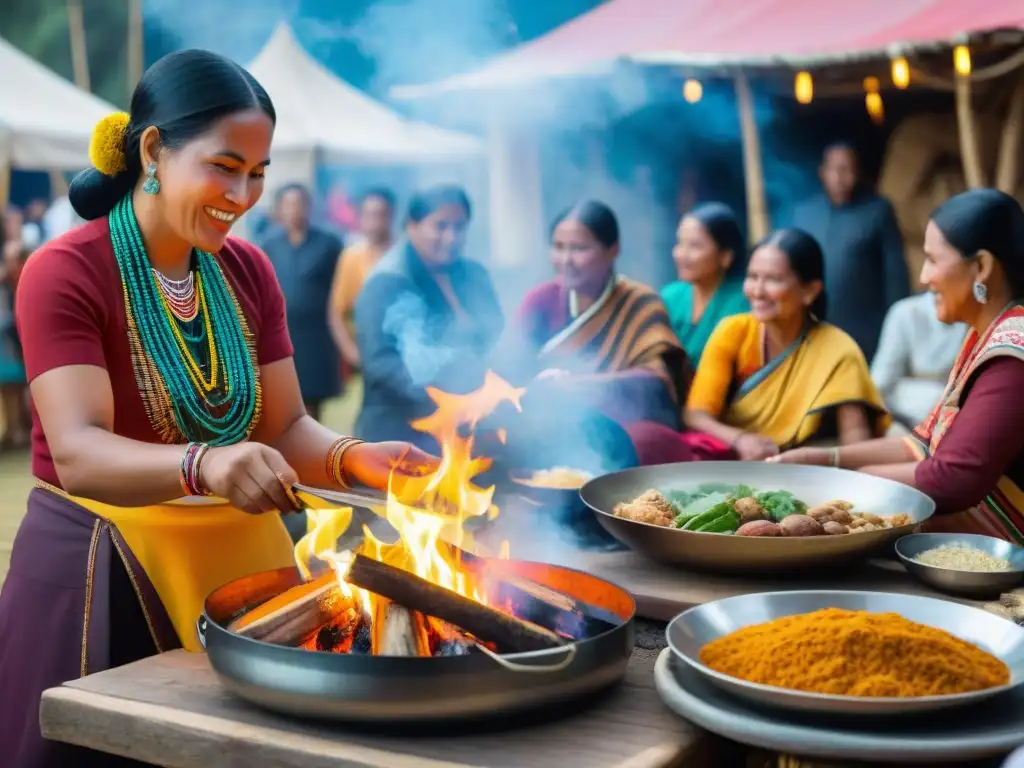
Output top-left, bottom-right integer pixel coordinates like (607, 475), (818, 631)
(350, 0), (515, 95)
(382, 293), (457, 387)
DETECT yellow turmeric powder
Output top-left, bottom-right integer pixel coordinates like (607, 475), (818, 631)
(699, 608), (1009, 697)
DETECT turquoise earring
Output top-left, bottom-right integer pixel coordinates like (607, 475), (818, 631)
(142, 162), (160, 195)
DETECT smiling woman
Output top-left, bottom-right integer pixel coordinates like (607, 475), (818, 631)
(0, 49), (436, 767)
(628, 227), (890, 466)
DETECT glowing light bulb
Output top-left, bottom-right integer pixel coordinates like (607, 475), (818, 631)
(683, 79), (702, 104)
(954, 45), (971, 76)
(794, 71), (813, 104)
(865, 91), (885, 124)
(891, 57), (910, 89)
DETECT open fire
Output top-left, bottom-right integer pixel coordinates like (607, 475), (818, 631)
(229, 372), (618, 657)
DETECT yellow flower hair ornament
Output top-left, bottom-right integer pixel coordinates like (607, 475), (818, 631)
(88, 111), (131, 176)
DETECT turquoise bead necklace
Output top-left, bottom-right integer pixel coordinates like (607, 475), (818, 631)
(108, 195), (261, 445)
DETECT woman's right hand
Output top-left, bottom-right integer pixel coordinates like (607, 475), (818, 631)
(767, 447), (833, 466)
(199, 442), (300, 514)
(733, 433), (780, 461)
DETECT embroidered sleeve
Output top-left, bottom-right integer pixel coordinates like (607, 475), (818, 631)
(915, 357), (1024, 514)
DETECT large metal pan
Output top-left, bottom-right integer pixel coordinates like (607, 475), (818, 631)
(580, 462), (935, 574)
(198, 559), (635, 724)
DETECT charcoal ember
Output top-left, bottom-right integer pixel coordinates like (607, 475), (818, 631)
(351, 622), (371, 655)
(434, 640), (473, 657)
(315, 624), (343, 652)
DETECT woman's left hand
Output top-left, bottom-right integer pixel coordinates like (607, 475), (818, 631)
(342, 441), (440, 491)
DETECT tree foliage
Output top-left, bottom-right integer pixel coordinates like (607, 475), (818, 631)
(0, 0), (181, 107)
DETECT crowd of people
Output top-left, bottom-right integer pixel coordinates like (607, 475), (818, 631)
(2, 46), (1024, 767)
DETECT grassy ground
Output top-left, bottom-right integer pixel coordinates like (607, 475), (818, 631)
(0, 380), (363, 587)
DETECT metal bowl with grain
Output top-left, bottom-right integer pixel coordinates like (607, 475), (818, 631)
(580, 462), (934, 574)
(896, 533), (1024, 599)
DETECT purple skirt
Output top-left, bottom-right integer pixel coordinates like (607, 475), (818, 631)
(0, 488), (181, 767)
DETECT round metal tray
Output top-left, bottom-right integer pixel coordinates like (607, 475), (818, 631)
(580, 462), (935, 573)
(199, 559), (635, 723)
(654, 649), (1024, 762)
(666, 590), (1024, 716)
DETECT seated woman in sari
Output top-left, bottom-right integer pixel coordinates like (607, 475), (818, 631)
(661, 202), (749, 363)
(775, 189), (1024, 542)
(499, 201), (691, 475)
(355, 186), (504, 452)
(629, 228), (889, 463)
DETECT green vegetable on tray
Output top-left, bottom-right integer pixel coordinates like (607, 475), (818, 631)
(660, 484), (806, 535)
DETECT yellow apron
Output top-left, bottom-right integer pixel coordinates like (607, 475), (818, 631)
(41, 482), (298, 652)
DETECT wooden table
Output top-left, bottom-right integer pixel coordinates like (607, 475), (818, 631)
(552, 549), (964, 621)
(40, 648), (726, 768)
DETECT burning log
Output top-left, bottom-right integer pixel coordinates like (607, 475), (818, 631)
(480, 572), (619, 640)
(373, 600), (431, 656)
(344, 554), (566, 653)
(228, 572), (351, 645)
(459, 554), (621, 640)
(298, 605), (361, 653)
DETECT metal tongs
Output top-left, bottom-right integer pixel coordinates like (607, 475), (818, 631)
(290, 483), (389, 512)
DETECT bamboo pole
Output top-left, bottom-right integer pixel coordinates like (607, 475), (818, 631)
(0, 164), (10, 212)
(126, 0), (144, 98)
(734, 71), (770, 242)
(996, 70), (1024, 194)
(954, 72), (985, 188)
(66, 0), (91, 92)
(48, 169), (70, 198)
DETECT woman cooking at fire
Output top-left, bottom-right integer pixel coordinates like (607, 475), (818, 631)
(0, 50), (434, 767)
(775, 189), (1024, 543)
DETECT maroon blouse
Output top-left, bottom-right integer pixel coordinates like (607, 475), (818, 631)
(914, 356), (1024, 514)
(15, 217), (294, 488)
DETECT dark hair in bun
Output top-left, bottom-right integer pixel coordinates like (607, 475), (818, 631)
(69, 49), (275, 221)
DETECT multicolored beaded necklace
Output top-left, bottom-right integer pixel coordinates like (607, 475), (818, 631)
(109, 195), (261, 445)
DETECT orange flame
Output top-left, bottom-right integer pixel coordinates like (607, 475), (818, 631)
(294, 372), (524, 642)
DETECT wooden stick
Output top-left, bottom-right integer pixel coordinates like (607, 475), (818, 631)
(996, 70), (1024, 193)
(734, 71), (770, 243)
(344, 554), (565, 653)
(457, 551), (620, 639)
(228, 573), (349, 645)
(955, 72), (986, 188)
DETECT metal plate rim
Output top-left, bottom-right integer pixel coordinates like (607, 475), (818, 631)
(654, 649), (1024, 762)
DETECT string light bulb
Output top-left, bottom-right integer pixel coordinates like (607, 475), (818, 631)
(891, 57), (910, 89)
(954, 45), (971, 76)
(863, 77), (884, 124)
(794, 71), (813, 104)
(683, 78), (703, 103)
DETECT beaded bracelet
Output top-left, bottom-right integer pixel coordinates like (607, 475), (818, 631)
(325, 436), (364, 489)
(180, 442), (211, 496)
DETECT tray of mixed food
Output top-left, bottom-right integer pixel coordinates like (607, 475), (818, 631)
(579, 462), (935, 573)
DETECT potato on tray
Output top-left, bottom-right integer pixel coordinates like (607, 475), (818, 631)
(612, 484), (910, 537)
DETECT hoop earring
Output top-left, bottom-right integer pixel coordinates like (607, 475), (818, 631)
(142, 162), (160, 196)
(972, 279), (988, 304)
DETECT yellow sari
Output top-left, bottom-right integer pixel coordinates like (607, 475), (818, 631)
(687, 314), (890, 447)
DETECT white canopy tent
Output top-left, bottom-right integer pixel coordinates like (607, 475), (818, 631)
(247, 24), (484, 190)
(0, 35), (118, 171)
